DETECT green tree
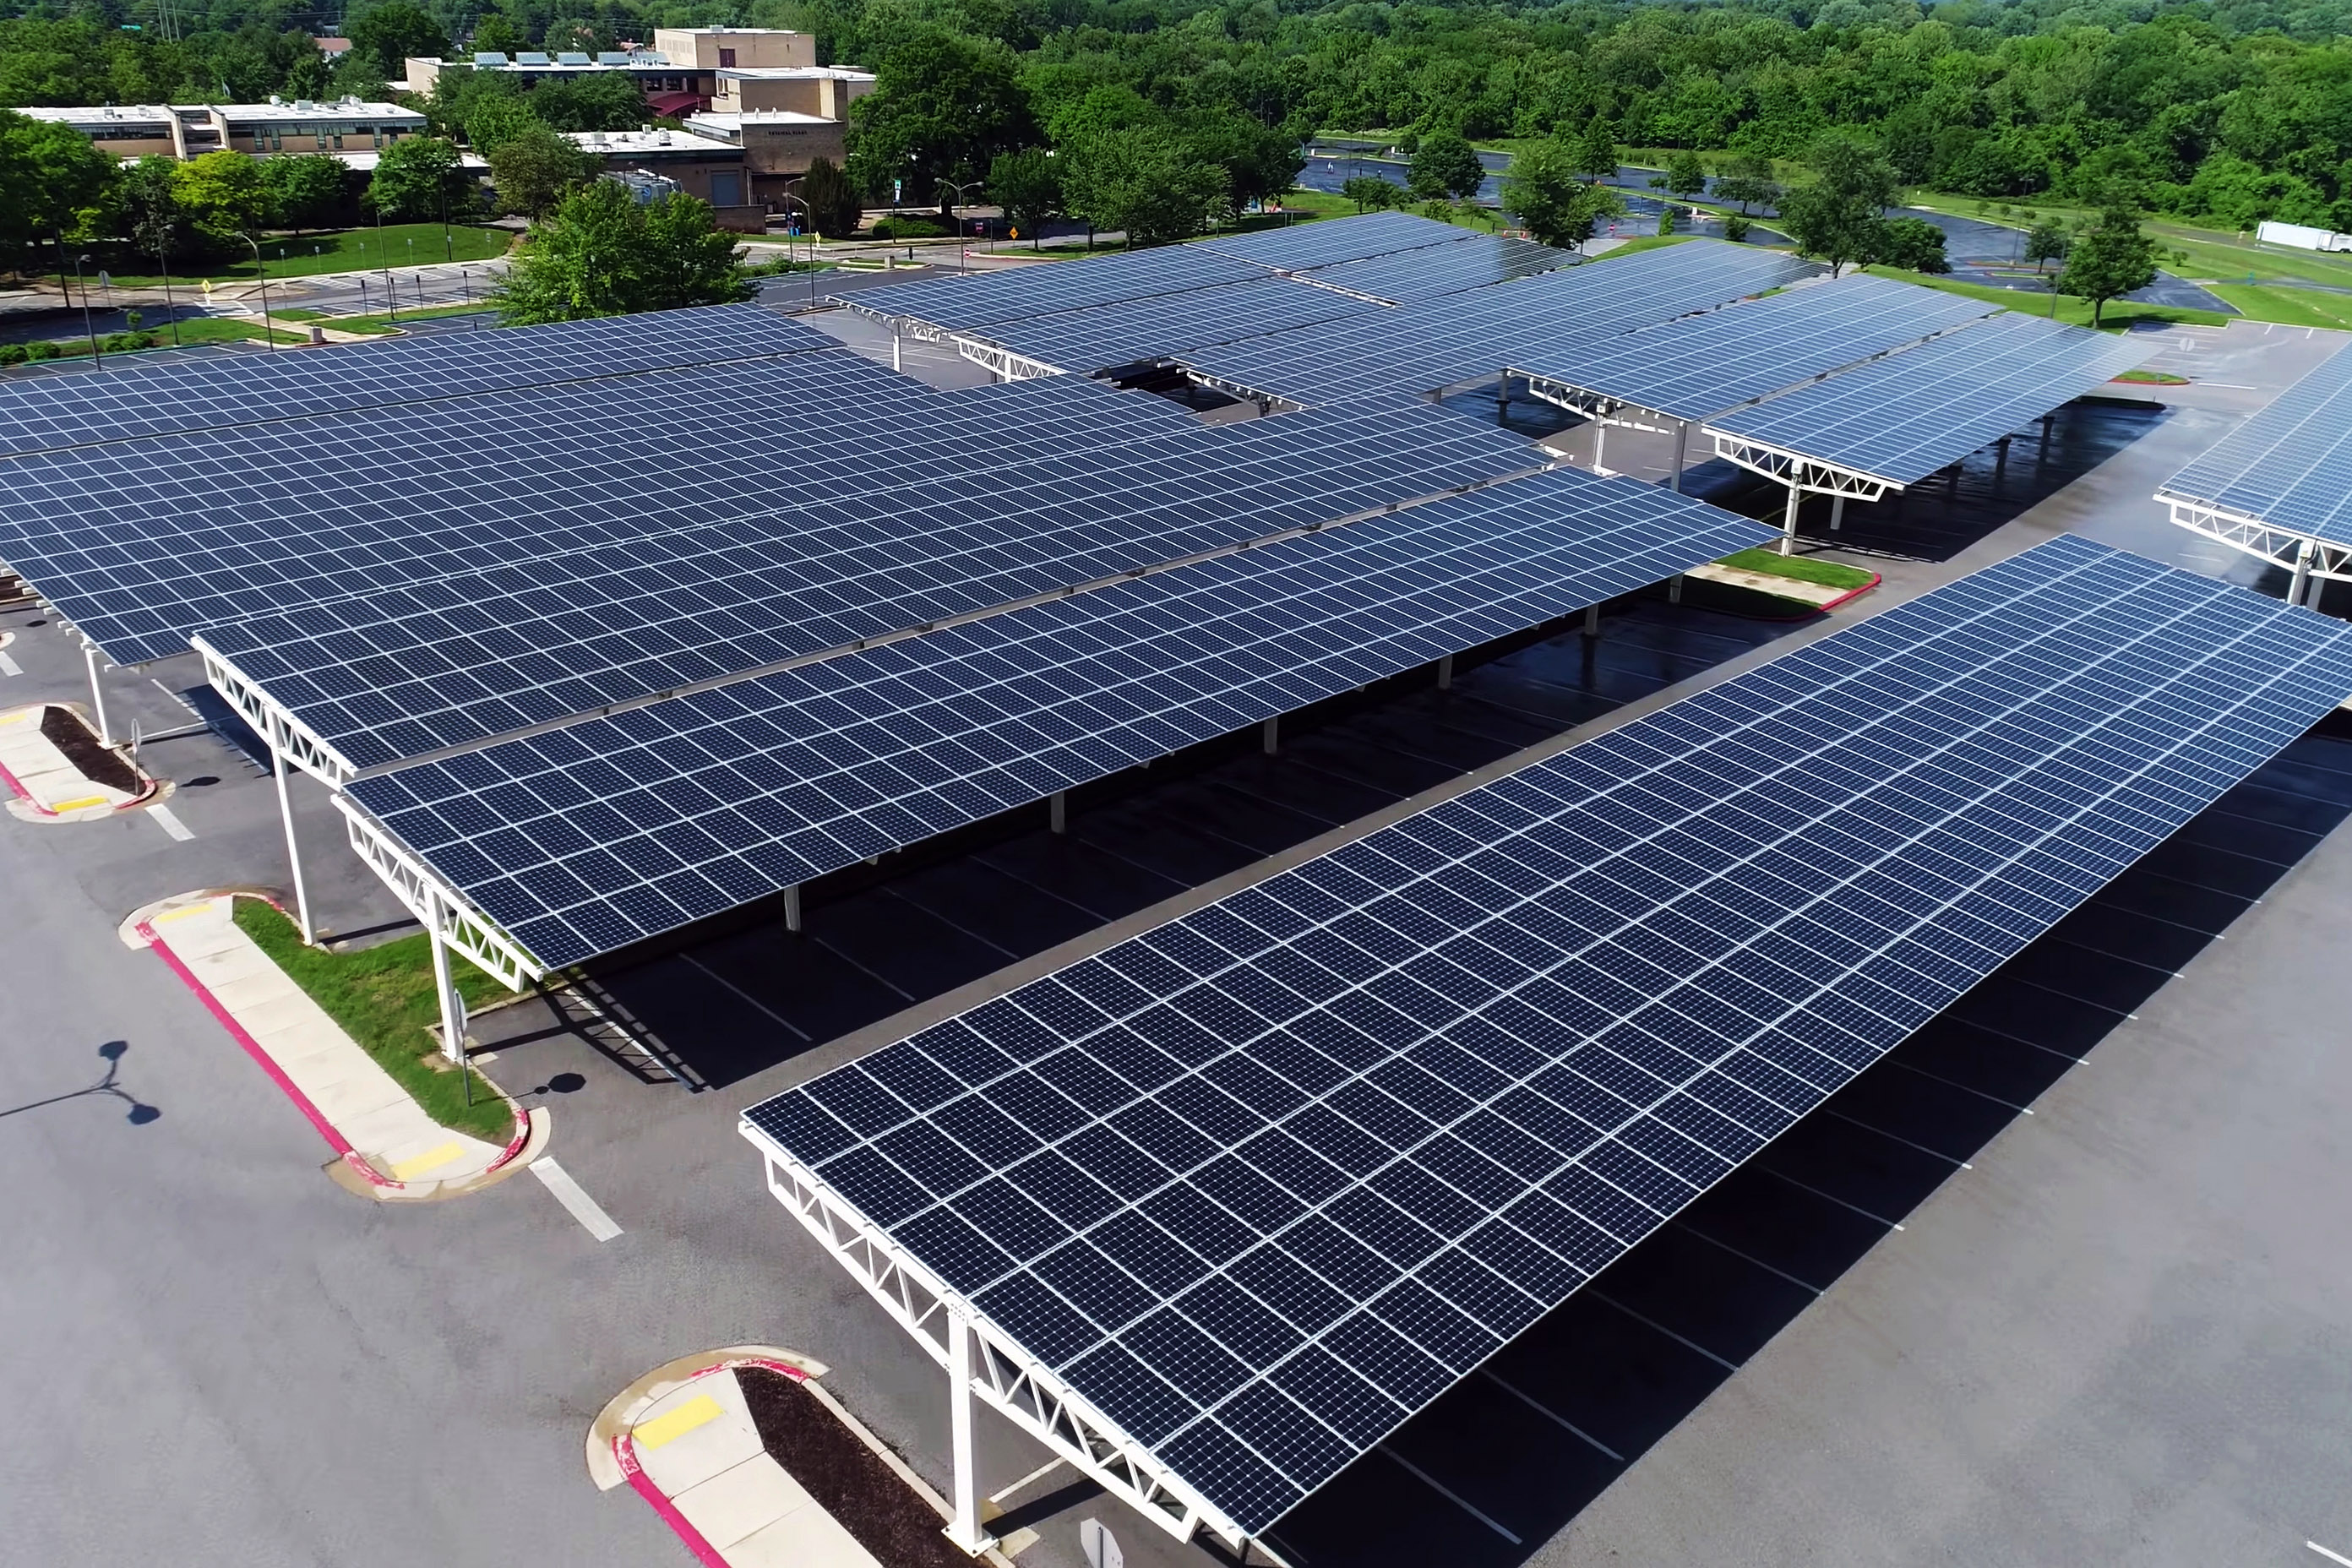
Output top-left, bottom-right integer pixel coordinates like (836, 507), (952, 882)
(1061, 128), (1224, 247)
(1714, 152), (1781, 214)
(2059, 206), (2164, 327)
(796, 156), (863, 238)
(0, 109), (114, 256)
(471, 12), (525, 56)
(1664, 150), (1707, 201)
(493, 179), (752, 323)
(1408, 129), (1484, 201)
(464, 87), (543, 154)
(1779, 132), (1901, 277)
(1502, 138), (1621, 251)
(347, 1), (447, 80)
(485, 123), (593, 219)
(283, 51), (332, 103)
(1867, 215), (1950, 272)
(531, 74), (651, 133)
(2025, 220), (2070, 275)
(114, 154), (192, 265)
(368, 136), (473, 221)
(257, 154), (349, 233)
(1656, 207), (1676, 236)
(1572, 117), (1619, 184)
(987, 149), (1060, 246)
(542, 16), (603, 54)
(172, 151), (270, 248)
(1341, 175), (1402, 212)
(847, 30), (1035, 207)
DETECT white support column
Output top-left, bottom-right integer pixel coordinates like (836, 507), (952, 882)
(84, 644), (115, 747)
(1780, 482), (1802, 557)
(427, 891), (465, 1064)
(1582, 604), (1600, 639)
(783, 883), (803, 934)
(1049, 790), (1067, 833)
(1592, 421), (1608, 475)
(268, 716), (317, 945)
(945, 1310), (997, 1556)
(1829, 493), (1846, 533)
(2289, 537), (2315, 607)
(1669, 420), (1690, 493)
(1435, 653), (1453, 690)
(892, 328), (902, 373)
(1261, 716), (1279, 754)
(1669, 575), (1684, 604)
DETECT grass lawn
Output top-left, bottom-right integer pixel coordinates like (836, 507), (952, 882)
(234, 898), (514, 1142)
(101, 222), (514, 287)
(2206, 284), (2352, 332)
(1718, 547), (1877, 590)
(1859, 265), (2230, 329)
(16, 317), (307, 363)
(314, 302), (496, 333)
(1595, 233), (1696, 259)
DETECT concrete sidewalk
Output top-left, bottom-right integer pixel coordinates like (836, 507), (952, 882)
(128, 893), (536, 1195)
(0, 703), (151, 820)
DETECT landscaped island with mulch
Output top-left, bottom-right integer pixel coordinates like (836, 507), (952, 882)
(738, 1366), (979, 1568)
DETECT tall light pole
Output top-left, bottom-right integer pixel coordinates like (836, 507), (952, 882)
(71, 250), (102, 363)
(939, 178), (983, 274)
(776, 192), (813, 308)
(241, 234), (278, 351)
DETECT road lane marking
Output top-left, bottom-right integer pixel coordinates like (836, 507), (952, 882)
(531, 1156), (622, 1240)
(634, 1394), (722, 1449)
(0, 652), (19, 677)
(149, 804), (194, 841)
(2308, 1543), (2352, 1566)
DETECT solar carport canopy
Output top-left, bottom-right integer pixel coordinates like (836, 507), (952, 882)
(2159, 341), (2352, 542)
(1298, 233), (1571, 306)
(342, 466), (1773, 966)
(1708, 312), (2153, 487)
(970, 276), (1388, 376)
(1514, 271), (1999, 420)
(0, 303), (826, 460)
(836, 245), (1273, 332)
(204, 400), (1536, 771)
(1184, 240), (1818, 407)
(1194, 211), (1470, 271)
(742, 535), (2352, 1543)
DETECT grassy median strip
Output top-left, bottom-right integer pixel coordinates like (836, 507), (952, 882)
(1718, 548), (1877, 591)
(233, 898), (514, 1141)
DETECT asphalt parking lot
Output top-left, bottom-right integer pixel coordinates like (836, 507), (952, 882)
(5, 309), (2350, 1568)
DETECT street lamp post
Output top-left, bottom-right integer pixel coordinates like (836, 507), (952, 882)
(776, 193), (814, 309)
(377, 208), (397, 322)
(154, 231), (182, 347)
(939, 178), (983, 274)
(241, 234), (277, 351)
(70, 250), (102, 363)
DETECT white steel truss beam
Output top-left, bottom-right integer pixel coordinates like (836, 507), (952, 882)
(333, 797), (543, 990)
(2160, 494), (2352, 587)
(1704, 429), (1896, 501)
(195, 637), (360, 785)
(739, 1124), (1260, 1556)
(1511, 371), (1678, 436)
(1179, 366), (1305, 413)
(952, 337), (1068, 381)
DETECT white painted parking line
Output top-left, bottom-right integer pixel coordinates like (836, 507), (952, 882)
(149, 805), (194, 841)
(531, 1157), (622, 1240)
(2308, 1542), (2352, 1566)
(0, 652), (19, 677)
(1378, 1446), (1521, 1543)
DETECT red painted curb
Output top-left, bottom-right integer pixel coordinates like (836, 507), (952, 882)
(616, 1360), (814, 1568)
(0, 750), (60, 815)
(142, 917), (357, 1158)
(1816, 571), (1883, 612)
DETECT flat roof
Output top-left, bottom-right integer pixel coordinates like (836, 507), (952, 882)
(567, 129), (743, 155)
(717, 66), (874, 80)
(689, 110), (835, 128)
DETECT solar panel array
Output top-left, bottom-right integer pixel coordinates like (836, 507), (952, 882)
(1195, 212), (1471, 271)
(1298, 234), (1572, 306)
(204, 400), (1538, 769)
(1709, 313), (2153, 486)
(0, 357), (1195, 665)
(348, 466), (1772, 966)
(976, 277), (1389, 375)
(2159, 340), (2352, 544)
(0, 304), (825, 460)
(835, 247), (1272, 333)
(1516, 272), (2001, 421)
(1184, 240), (1819, 407)
(742, 535), (2352, 1538)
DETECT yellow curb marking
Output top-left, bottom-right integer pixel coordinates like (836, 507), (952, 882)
(151, 901), (221, 924)
(51, 795), (112, 813)
(389, 1141), (466, 1180)
(634, 1394), (724, 1450)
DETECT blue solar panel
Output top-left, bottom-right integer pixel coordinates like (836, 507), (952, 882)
(1299, 234), (1572, 305)
(203, 401), (1538, 770)
(0, 303), (824, 460)
(1709, 313), (2153, 485)
(1195, 212), (1471, 271)
(742, 535), (2352, 1538)
(346, 466), (1770, 966)
(2159, 341), (2352, 544)
(973, 277), (1389, 375)
(836, 247), (1274, 332)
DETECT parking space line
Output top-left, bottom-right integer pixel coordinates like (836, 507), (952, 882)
(530, 1157), (622, 1241)
(2310, 1544), (2352, 1567)
(1478, 1370), (1625, 1461)
(1377, 1446), (1521, 1544)
(0, 652), (19, 677)
(1588, 1291), (1742, 1373)
(149, 805), (195, 841)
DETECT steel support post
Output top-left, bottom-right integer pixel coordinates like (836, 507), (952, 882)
(1435, 653), (1453, 690)
(1049, 790), (1067, 833)
(892, 329), (902, 373)
(84, 644), (114, 747)
(1669, 420), (1690, 493)
(1995, 434), (2011, 478)
(427, 892), (465, 1064)
(1261, 716), (1279, 754)
(1496, 373), (1511, 414)
(783, 883), (803, 934)
(268, 718), (317, 945)
(1780, 482), (1801, 556)
(1829, 493), (1846, 532)
(945, 1311), (998, 1556)
(2290, 538), (2315, 607)
(1669, 574), (1683, 603)
(1582, 605), (1600, 639)
(1592, 422), (1607, 475)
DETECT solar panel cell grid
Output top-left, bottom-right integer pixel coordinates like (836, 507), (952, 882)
(346, 465), (1772, 966)
(1298, 234), (1573, 304)
(836, 246), (1275, 332)
(976, 277), (1389, 374)
(745, 535), (2352, 1536)
(2159, 341), (2352, 544)
(1195, 212), (1473, 271)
